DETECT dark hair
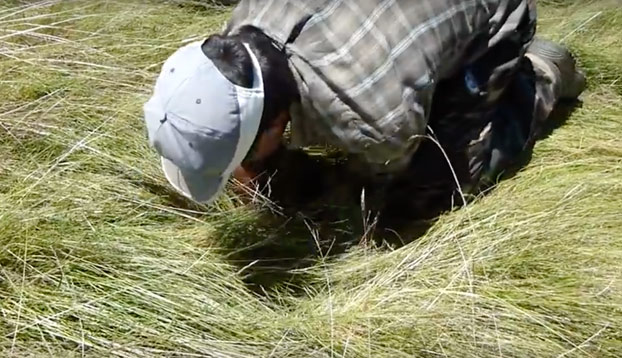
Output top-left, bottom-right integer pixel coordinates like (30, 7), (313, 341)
(201, 26), (299, 137)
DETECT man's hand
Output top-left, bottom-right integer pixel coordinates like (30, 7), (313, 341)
(232, 165), (259, 188)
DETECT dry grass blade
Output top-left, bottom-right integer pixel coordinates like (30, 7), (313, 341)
(1, 1), (621, 357)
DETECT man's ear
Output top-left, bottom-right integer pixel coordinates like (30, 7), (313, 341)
(259, 110), (289, 150)
(273, 110), (290, 133)
(241, 110), (289, 166)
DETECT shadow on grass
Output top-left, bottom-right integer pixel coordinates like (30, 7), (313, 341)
(210, 100), (582, 295)
(495, 99), (584, 180)
(140, 99), (581, 296)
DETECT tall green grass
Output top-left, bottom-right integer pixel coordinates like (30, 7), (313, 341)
(1, 0), (621, 357)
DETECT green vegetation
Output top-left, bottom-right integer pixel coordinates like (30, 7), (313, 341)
(1, 0), (621, 357)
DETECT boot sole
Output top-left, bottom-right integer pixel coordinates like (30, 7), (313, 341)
(527, 38), (586, 99)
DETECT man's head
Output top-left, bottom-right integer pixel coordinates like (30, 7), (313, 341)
(143, 26), (298, 205)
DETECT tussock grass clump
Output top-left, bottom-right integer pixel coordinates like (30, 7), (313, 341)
(1, 0), (621, 357)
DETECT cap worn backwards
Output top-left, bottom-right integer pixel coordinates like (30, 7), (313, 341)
(143, 39), (265, 204)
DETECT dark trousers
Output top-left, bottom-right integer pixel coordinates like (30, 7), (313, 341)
(380, 38), (563, 220)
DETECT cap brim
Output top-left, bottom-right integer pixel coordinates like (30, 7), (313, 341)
(161, 157), (228, 205)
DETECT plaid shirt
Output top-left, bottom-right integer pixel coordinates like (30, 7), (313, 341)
(224, 0), (536, 175)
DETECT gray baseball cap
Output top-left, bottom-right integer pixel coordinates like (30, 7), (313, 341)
(143, 40), (264, 205)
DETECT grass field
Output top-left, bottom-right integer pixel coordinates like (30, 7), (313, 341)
(1, 0), (621, 357)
